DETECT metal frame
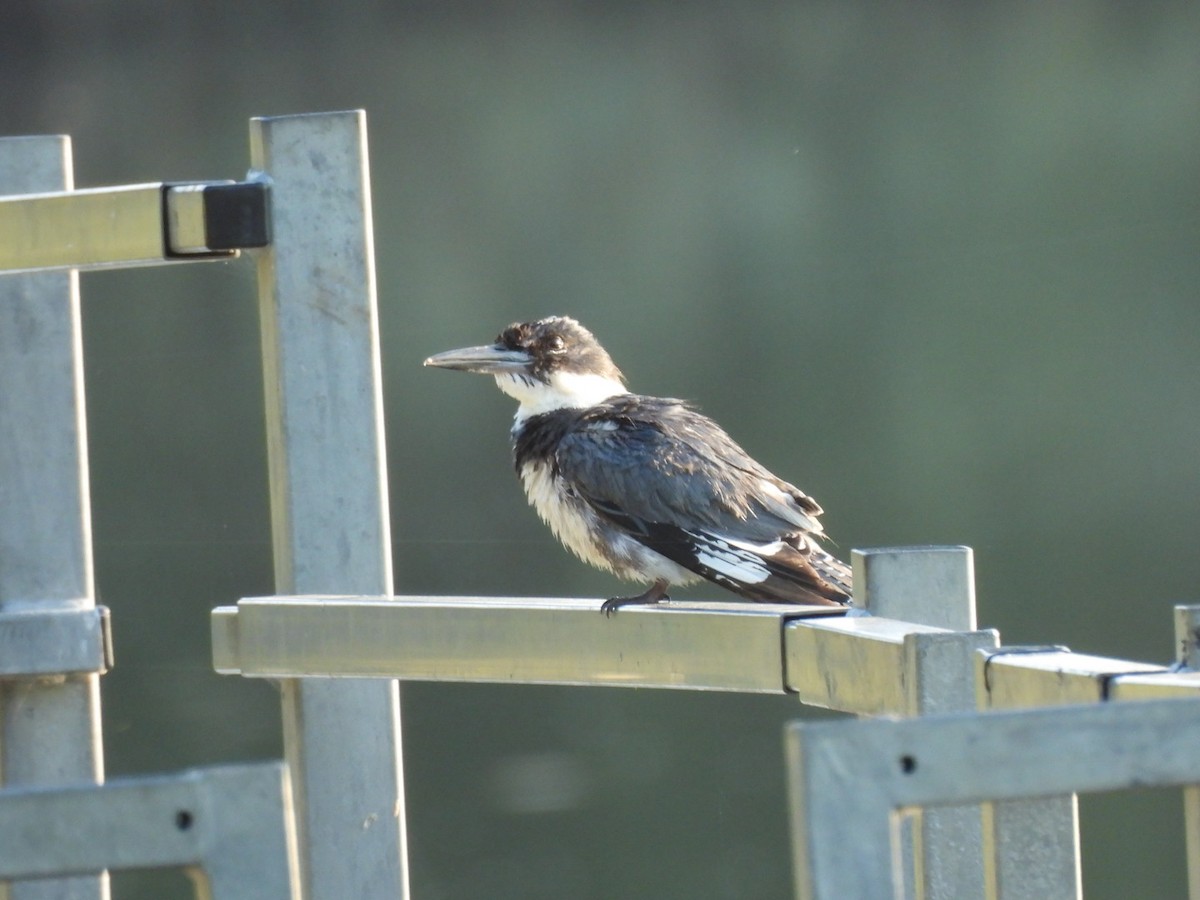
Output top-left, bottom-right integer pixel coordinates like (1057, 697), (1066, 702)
(6, 114), (1196, 900)
(0, 763), (298, 900)
(0, 134), (109, 900)
(1, 112), (398, 900)
(212, 573), (1200, 900)
(205, 549), (1015, 899)
(784, 697), (1200, 900)
(214, 595), (843, 691)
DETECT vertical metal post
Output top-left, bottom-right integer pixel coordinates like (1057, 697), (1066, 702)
(1176, 605), (1200, 900)
(786, 724), (897, 900)
(854, 546), (988, 900)
(978, 691), (1083, 897)
(0, 137), (108, 900)
(249, 111), (408, 900)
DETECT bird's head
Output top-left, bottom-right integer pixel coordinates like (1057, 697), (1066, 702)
(424, 316), (628, 419)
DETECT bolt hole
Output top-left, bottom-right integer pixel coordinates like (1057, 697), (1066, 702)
(175, 809), (194, 831)
(899, 755), (917, 774)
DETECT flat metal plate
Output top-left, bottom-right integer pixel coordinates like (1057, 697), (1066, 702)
(214, 595), (845, 693)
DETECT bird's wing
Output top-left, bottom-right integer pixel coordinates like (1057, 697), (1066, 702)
(557, 397), (823, 535)
(555, 397), (849, 604)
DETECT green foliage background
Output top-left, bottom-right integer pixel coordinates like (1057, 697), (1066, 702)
(3, 3), (1198, 897)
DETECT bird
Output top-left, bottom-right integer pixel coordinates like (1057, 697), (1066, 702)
(424, 316), (852, 615)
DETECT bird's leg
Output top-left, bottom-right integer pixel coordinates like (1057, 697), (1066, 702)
(601, 578), (671, 617)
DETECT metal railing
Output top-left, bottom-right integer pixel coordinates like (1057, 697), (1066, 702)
(3, 111), (1196, 900)
(210, 551), (1200, 899)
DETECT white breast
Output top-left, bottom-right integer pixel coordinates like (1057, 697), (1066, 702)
(518, 460), (698, 587)
(520, 461), (613, 571)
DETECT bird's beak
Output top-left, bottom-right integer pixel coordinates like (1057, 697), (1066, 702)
(423, 343), (532, 375)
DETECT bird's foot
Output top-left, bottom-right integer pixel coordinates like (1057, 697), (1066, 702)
(601, 579), (670, 617)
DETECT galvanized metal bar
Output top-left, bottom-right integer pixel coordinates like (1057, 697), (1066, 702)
(0, 182), (165, 272)
(787, 697), (1200, 899)
(976, 645), (1197, 898)
(904, 630), (1000, 900)
(786, 726), (896, 900)
(0, 181), (269, 274)
(0, 135), (108, 900)
(213, 596), (842, 691)
(784, 615), (946, 714)
(0, 762), (298, 898)
(853, 546), (987, 900)
(0, 607), (111, 679)
(980, 649), (1166, 707)
(249, 110), (407, 900)
(976, 647), (1097, 900)
(853, 546), (977, 631)
(1109, 670), (1200, 699)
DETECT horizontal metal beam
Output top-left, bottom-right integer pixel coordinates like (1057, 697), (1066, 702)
(0, 606), (111, 678)
(1111, 670), (1200, 700)
(786, 697), (1200, 900)
(978, 648), (1169, 708)
(783, 614), (951, 714)
(0, 762), (298, 898)
(974, 605), (1200, 708)
(213, 595), (846, 693)
(215, 595), (1200, 711)
(0, 181), (267, 274)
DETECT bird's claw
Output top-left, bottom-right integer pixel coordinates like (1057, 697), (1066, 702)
(600, 581), (671, 617)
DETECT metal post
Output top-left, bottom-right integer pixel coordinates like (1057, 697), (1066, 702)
(978, 656), (1084, 900)
(1177, 606), (1200, 900)
(0, 137), (108, 900)
(854, 546), (990, 900)
(249, 111), (408, 900)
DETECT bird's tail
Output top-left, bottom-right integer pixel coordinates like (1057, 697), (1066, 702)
(809, 545), (853, 604)
(728, 538), (852, 607)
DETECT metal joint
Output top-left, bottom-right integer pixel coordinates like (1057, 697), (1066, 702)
(980, 644), (1071, 692)
(163, 181), (269, 256)
(0, 178), (269, 273)
(0, 761), (298, 896)
(0, 606), (113, 679)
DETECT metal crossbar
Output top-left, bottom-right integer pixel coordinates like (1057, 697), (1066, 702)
(0, 763), (298, 899)
(0, 181), (267, 273)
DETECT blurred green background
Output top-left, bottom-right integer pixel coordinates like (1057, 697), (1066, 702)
(3, 2), (1199, 897)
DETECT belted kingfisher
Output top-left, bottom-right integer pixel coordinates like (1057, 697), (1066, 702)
(424, 316), (852, 614)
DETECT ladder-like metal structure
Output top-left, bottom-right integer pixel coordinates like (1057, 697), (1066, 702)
(1, 111), (402, 900)
(3, 110), (1198, 899)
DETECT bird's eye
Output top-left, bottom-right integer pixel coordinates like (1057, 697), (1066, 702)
(546, 335), (566, 353)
